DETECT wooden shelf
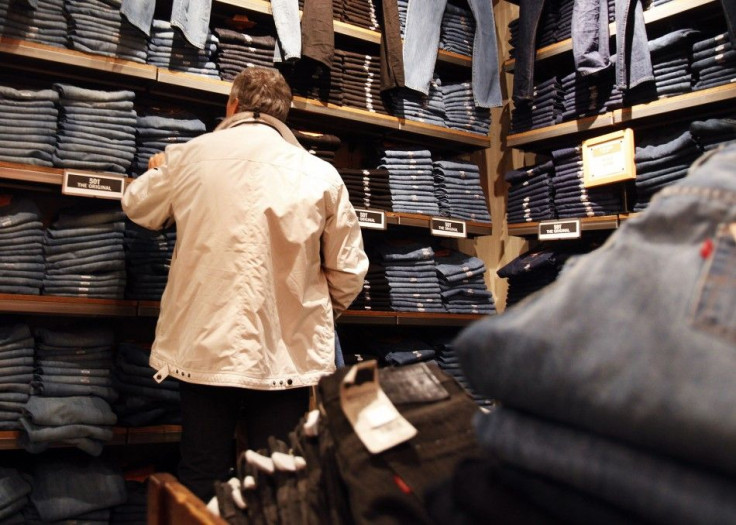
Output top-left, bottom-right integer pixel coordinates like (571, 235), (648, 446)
(508, 215), (621, 237)
(506, 83), (736, 149)
(385, 211), (492, 236)
(0, 426), (180, 451)
(0, 162), (134, 188)
(0, 294), (138, 317)
(214, 0), (472, 67)
(340, 310), (488, 326)
(503, 0), (717, 72)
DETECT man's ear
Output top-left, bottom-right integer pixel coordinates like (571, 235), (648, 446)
(226, 97), (239, 117)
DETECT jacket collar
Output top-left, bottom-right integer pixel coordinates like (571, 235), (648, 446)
(214, 111), (304, 149)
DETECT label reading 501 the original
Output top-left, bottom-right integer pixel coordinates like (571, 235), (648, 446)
(431, 217), (467, 238)
(62, 171), (125, 200)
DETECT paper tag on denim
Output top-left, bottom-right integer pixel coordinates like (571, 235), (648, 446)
(340, 360), (417, 454)
(378, 362), (450, 404)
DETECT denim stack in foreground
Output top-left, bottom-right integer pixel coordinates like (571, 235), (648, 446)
(692, 30), (736, 91)
(0, 86), (59, 167)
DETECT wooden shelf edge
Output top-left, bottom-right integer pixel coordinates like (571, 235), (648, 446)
(508, 214), (621, 237)
(339, 310), (488, 326)
(0, 294), (138, 317)
(0, 426), (183, 450)
(503, 0), (717, 72)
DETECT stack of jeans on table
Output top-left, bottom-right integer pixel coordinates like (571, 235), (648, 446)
(123, 221), (175, 300)
(439, 2), (474, 56)
(131, 111), (206, 177)
(433, 159), (491, 222)
(505, 160), (555, 223)
(64, 0), (148, 63)
(435, 249), (495, 315)
(24, 327), (117, 456)
(643, 28), (700, 100)
(42, 203), (126, 299)
(146, 20), (220, 79)
(560, 69), (623, 123)
(0, 196), (45, 296)
(0, 466), (31, 521)
(349, 262), (391, 312)
(550, 146), (623, 218)
(374, 239), (444, 313)
(498, 248), (570, 307)
(453, 145), (736, 523)
(0, 323), (34, 430)
(690, 117), (736, 151)
(293, 129), (341, 164)
(388, 78), (446, 127)
(339, 49), (388, 115)
(0, 85), (59, 167)
(213, 27), (276, 82)
(28, 451), (127, 522)
(633, 126), (702, 211)
(429, 333), (493, 408)
(510, 76), (563, 133)
(440, 81), (491, 135)
(337, 0), (379, 30)
(113, 341), (180, 426)
(692, 30), (736, 91)
(0, 0), (67, 48)
(52, 83), (137, 174)
(338, 168), (392, 211)
(376, 147), (440, 216)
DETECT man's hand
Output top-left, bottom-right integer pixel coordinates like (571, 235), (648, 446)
(148, 152), (166, 169)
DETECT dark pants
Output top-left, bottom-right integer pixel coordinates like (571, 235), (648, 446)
(177, 381), (310, 502)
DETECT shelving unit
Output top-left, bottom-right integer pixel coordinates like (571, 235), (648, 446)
(0, 426), (181, 451)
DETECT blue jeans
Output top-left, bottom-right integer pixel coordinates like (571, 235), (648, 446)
(271, 0), (301, 62)
(402, 0), (500, 108)
(121, 0), (212, 49)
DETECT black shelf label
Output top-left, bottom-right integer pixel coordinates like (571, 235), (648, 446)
(62, 171), (125, 200)
(355, 208), (387, 230)
(538, 219), (581, 240)
(431, 217), (467, 238)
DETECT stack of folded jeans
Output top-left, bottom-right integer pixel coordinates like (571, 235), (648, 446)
(146, 19), (220, 79)
(339, 49), (388, 115)
(123, 221), (175, 300)
(29, 452), (127, 522)
(42, 203), (127, 299)
(64, 0), (148, 63)
(131, 111), (206, 177)
(433, 159), (491, 222)
(439, 2), (474, 56)
(505, 160), (555, 223)
(511, 76), (563, 132)
(644, 28), (701, 99)
(498, 248), (571, 307)
(440, 81), (491, 135)
(633, 126), (702, 211)
(338, 168), (392, 210)
(337, 0), (379, 30)
(560, 69), (624, 122)
(28, 326), (118, 455)
(111, 480), (147, 524)
(454, 146), (736, 523)
(113, 341), (181, 426)
(435, 249), (495, 315)
(0, 466), (31, 521)
(690, 117), (736, 151)
(550, 146), (623, 218)
(376, 147), (440, 215)
(388, 80), (446, 127)
(18, 394), (117, 456)
(0, 85), (59, 167)
(692, 30), (736, 91)
(362, 333), (437, 366)
(280, 54), (344, 105)
(213, 27), (276, 81)
(0, 323), (34, 430)
(429, 333), (493, 407)
(0, 196), (45, 295)
(375, 239), (444, 313)
(348, 261), (391, 311)
(52, 83), (137, 174)
(293, 129), (341, 164)
(0, 0), (67, 48)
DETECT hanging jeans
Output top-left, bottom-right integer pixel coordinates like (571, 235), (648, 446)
(120, 0), (212, 49)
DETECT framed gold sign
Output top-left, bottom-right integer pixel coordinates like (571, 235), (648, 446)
(582, 128), (636, 188)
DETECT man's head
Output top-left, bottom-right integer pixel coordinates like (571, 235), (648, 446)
(227, 67), (292, 122)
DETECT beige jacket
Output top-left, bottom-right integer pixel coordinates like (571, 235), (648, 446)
(121, 113), (368, 389)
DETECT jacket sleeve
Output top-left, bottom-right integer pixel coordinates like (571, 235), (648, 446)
(121, 160), (174, 231)
(321, 181), (369, 317)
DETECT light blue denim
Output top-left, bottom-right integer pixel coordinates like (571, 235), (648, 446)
(402, 0), (500, 108)
(121, 0), (212, 49)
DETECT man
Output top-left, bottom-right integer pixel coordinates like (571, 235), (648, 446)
(121, 67), (369, 501)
